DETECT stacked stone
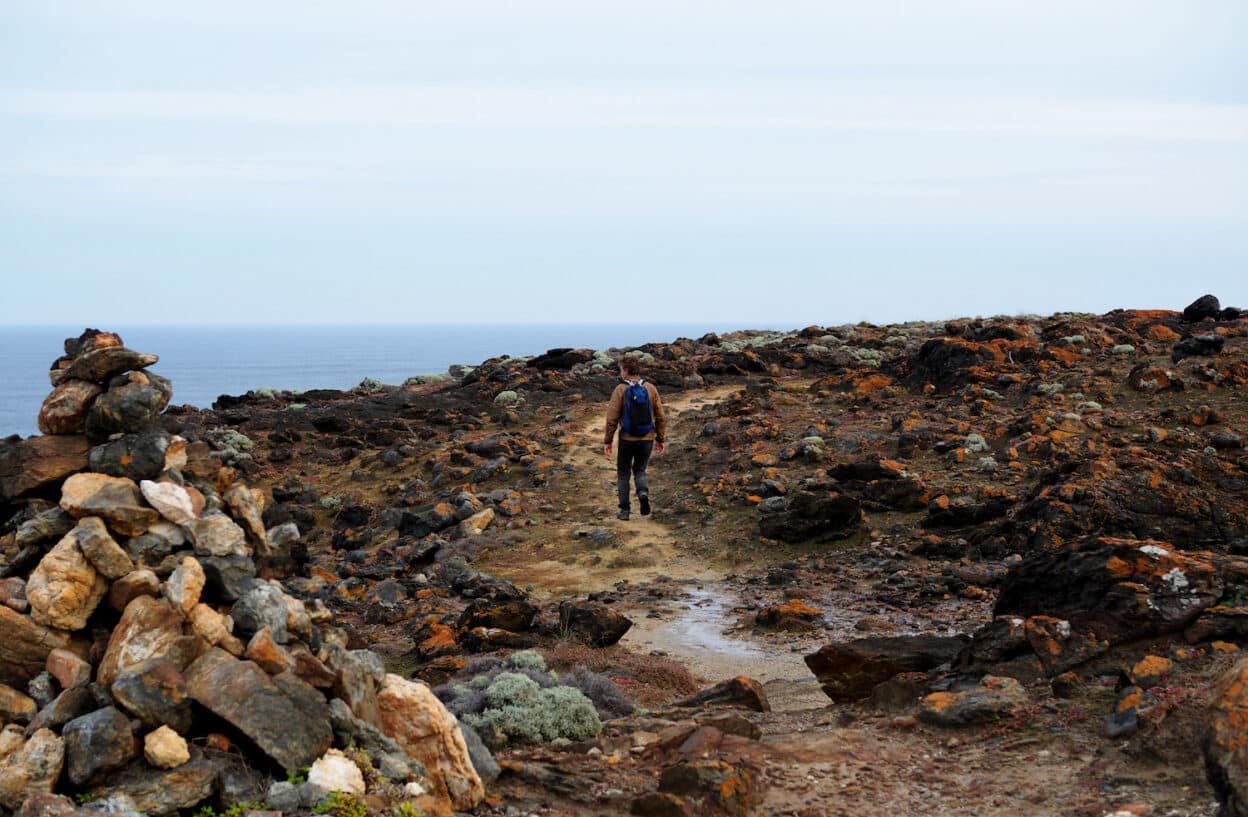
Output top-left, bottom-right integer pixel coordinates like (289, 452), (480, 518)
(0, 331), (484, 816)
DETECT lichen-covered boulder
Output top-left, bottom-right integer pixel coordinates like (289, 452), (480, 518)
(0, 435), (90, 502)
(60, 473), (159, 537)
(376, 673), (485, 811)
(54, 345), (157, 385)
(1205, 657), (1248, 815)
(38, 379), (103, 435)
(994, 537), (1232, 644)
(0, 607), (71, 688)
(75, 517), (135, 580)
(184, 648), (332, 773)
(163, 556), (205, 616)
(184, 512), (248, 558)
(98, 596), (192, 688)
(25, 526), (109, 631)
(0, 729), (64, 810)
(919, 676), (1027, 726)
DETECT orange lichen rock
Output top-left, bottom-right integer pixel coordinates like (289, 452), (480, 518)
(1127, 655), (1174, 688)
(755, 599), (821, 630)
(1203, 657), (1248, 813)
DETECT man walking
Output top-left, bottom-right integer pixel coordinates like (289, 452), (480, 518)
(603, 357), (666, 520)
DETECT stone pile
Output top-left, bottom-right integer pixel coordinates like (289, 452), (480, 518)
(0, 331), (484, 816)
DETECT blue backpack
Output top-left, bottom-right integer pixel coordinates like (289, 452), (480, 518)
(620, 380), (655, 436)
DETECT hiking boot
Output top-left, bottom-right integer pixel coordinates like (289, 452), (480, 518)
(639, 495), (651, 516)
(617, 509), (630, 521)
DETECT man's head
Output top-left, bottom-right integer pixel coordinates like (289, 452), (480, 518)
(619, 357), (642, 379)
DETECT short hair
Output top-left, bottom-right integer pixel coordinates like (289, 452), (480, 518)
(619, 357), (642, 376)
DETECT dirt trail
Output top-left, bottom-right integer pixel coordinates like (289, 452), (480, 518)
(561, 384), (742, 556)
(483, 381), (827, 706)
(485, 385), (742, 596)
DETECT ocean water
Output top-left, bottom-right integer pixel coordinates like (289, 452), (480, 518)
(0, 324), (740, 438)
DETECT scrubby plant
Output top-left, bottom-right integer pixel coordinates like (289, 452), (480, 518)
(538, 685), (603, 739)
(314, 791), (368, 817)
(393, 803), (423, 817)
(320, 496), (343, 511)
(353, 377), (386, 395)
(508, 650), (547, 672)
(483, 672), (541, 709)
(403, 373), (453, 386)
(463, 656), (505, 675)
(462, 672), (602, 748)
(563, 666), (636, 720)
(223, 804), (270, 817)
(206, 428), (254, 454)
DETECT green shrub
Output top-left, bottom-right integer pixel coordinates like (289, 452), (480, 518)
(508, 650), (547, 672)
(483, 672), (541, 709)
(353, 377), (385, 395)
(403, 373), (453, 386)
(464, 672), (602, 747)
(314, 791), (368, 817)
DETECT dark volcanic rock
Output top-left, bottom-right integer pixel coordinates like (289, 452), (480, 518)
(676, 676), (770, 712)
(88, 431), (171, 481)
(1172, 333), (1226, 363)
(0, 606), (71, 687)
(923, 496), (1011, 529)
(230, 583), (290, 642)
(460, 596), (538, 632)
(38, 380), (104, 435)
(994, 536), (1235, 643)
(86, 754), (221, 817)
(29, 685), (98, 732)
(111, 659), (192, 733)
(84, 372), (173, 443)
(199, 555), (258, 603)
(805, 635), (969, 702)
(528, 348), (594, 370)
(185, 648), (332, 773)
(54, 346), (158, 385)
(63, 706), (138, 785)
(0, 435), (91, 501)
(904, 336), (1036, 393)
(656, 760), (759, 817)
(1183, 294), (1221, 322)
(1204, 657), (1248, 816)
(558, 600), (632, 646)
(758, 492), (864, 544)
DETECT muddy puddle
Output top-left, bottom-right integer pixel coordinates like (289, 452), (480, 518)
(621, 585), (828, 712)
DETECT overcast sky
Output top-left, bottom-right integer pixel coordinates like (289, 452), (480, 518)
(2, 1), (1245, 326)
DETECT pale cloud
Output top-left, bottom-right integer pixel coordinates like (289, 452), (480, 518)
(4, 88), (1246, 143)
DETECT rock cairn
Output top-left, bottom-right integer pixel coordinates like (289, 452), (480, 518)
(0, 331), (483, 816)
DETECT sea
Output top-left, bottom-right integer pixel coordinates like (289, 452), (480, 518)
(0, 323), (747, 438)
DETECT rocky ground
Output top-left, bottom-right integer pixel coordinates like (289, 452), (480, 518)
(3, 294), (1248, 816)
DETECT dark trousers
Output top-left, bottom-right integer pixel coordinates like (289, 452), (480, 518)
(616, 440), (653, 510)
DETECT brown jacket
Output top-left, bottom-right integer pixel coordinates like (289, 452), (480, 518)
(604, 380), (666, 445)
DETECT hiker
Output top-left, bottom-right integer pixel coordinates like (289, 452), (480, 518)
(603, 357), (667, 520)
